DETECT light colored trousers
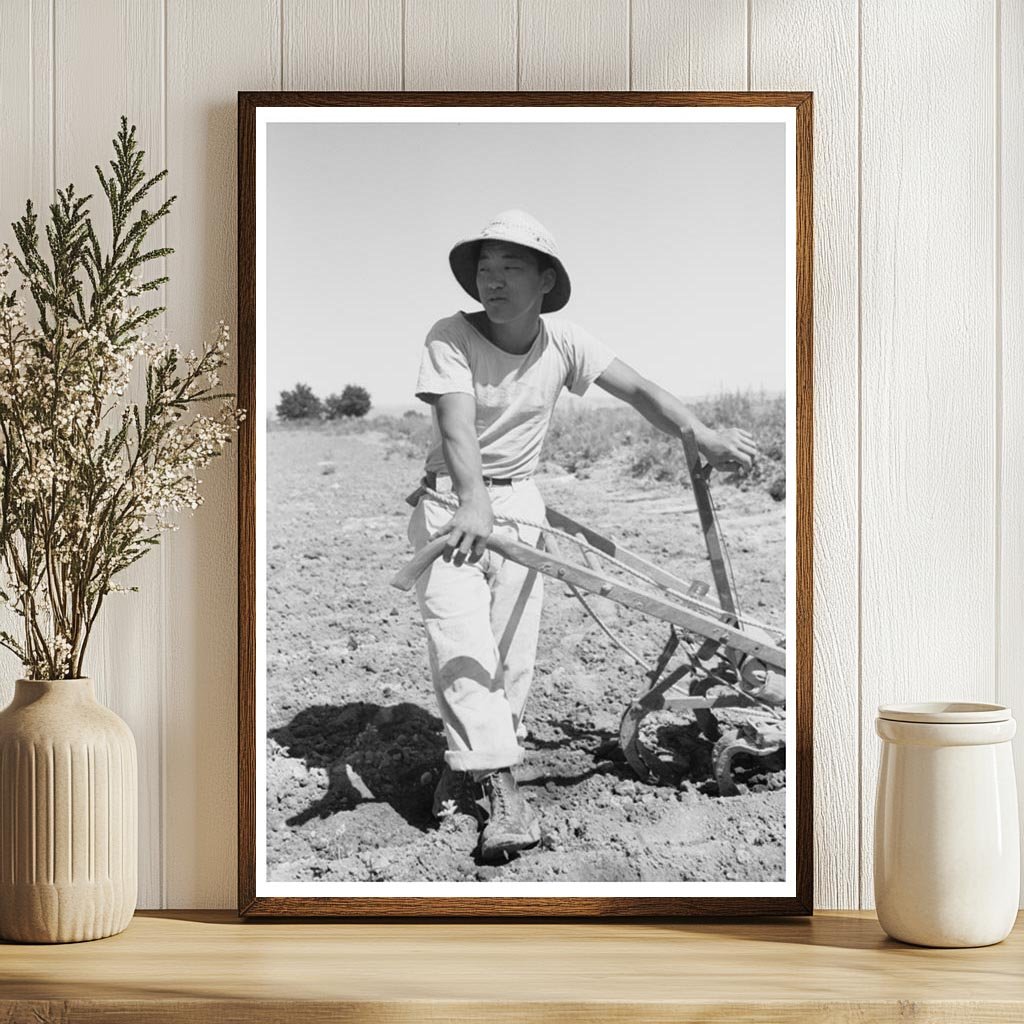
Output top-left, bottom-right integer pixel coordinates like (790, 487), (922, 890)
(407, 478), (545, 773)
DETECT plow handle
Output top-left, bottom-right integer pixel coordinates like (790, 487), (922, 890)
(390, 533), (526, 591)
(680, 427), (738, 623)
(390, 535), (452, 591)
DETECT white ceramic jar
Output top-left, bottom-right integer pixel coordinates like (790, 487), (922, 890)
(874, 702), (1019, 947)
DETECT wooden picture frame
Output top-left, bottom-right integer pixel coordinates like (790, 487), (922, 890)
(238, 91), (813, 917)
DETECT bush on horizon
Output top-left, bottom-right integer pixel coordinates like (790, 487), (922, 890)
(276, 382), (323, 421)
(326, 384), (372, 419)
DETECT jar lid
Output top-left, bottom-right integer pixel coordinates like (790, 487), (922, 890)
(877, 701), (1011, 724)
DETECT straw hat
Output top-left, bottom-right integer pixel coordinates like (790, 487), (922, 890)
(448, 209), (571, 313)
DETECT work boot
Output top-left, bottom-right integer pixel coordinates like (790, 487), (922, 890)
(476, 768), (541, 862)
(432, 766), (481, 821)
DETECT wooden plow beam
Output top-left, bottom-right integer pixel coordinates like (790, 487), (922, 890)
(390, 532), (786, 674)
(544, 507), (715, 615)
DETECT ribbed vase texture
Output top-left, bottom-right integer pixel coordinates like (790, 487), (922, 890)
(0, 678), (137, 943)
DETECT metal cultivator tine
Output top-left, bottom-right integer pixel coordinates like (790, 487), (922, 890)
(617, 628), (678, 779)
(619, 656), (696, 783)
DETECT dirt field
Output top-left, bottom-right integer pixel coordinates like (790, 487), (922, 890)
(265, 423), (787, 883)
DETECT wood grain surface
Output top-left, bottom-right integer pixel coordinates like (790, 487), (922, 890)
(631, 0), (747, 91)
(404, 0), (517, 91)
(1000, 0), (1024, 908)
(858, 0), (998, 910)
(519, 0), (629, 90)
(283, 0), (402, 91)
(1, 910), (1023, 1023)
(750, 0), (860, 914)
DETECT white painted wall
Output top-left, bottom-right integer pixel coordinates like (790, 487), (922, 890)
(0, 0), (1017, 911)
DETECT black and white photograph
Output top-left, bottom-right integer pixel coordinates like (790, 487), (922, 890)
(242, 96), (810, 912)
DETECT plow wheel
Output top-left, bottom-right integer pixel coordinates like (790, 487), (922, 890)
(617, 635), (787, 795)
(618, 636), (728, 785)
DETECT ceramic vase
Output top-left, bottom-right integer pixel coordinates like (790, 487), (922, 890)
(874, 701), (1019, 947)
(0, 677), (137, 943)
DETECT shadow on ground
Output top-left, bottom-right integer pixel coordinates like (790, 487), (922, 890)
(269, 701), (447, 830)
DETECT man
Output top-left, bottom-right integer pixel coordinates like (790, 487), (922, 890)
(407, 209), (757, 862)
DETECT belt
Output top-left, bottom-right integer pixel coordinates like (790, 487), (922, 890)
(423, 471), (525, 489)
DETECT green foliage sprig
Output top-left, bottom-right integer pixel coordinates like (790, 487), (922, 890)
(0, 115), (244, 679)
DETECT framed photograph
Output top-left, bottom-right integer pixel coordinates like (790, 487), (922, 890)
(238, 91), (813, 917)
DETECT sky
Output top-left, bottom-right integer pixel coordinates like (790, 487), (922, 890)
(266, 119), (786, 414)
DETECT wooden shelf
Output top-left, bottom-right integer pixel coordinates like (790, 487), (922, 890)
(2, 910), (1022, 1022)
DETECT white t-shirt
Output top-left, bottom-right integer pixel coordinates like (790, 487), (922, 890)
(415, 311), (617, 479)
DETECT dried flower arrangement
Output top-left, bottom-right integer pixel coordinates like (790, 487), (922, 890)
(0, 116), (244, 679)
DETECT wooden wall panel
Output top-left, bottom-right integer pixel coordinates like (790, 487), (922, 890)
(0, 0), (51, 241)
(859, 0), (997, 908)
(164, 0), (279, 908)
(0, 0), (53, 693)
(631, 0), (746, 90)
(750, 0), (860, 910)
(519, 0), (629, 90)
(0, 0), (1019, 912)
(405, 0), (516, 90)
(283, 0), (402, 90)
(1000, 0), (1024, 901)
(52, 0), (166, 909)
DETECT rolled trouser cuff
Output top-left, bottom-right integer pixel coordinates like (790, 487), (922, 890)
(444, 745), (525, 772)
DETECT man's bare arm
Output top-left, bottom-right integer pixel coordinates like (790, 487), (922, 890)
(432, 392), (493, 564)
(594, 357), (758, 470)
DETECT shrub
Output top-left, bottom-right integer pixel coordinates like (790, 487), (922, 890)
(277, 382), (323, 421)
(325, 384), (372, 419)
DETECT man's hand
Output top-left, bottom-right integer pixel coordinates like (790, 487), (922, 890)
(697, 426), (759, 475)
(432, 493), (494, 566)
